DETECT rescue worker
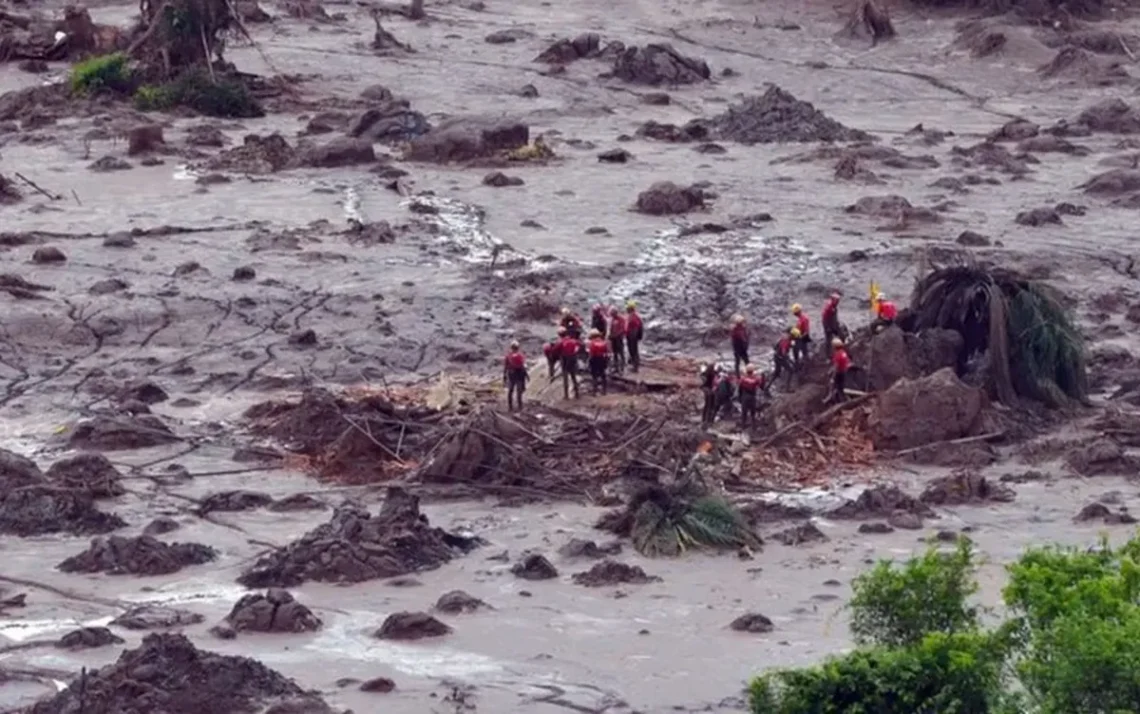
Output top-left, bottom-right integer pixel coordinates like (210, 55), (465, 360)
(543, 328), (565, 379)
(773, 327), (799, 384)
(738, 364), (762, 428)
(715, 366), (737, 420)
(699, 363), (718, 424)
(560, 307), (584, 340)
(791, 304), (811, 364)
(625, 300), (644, 372)
(590, 302), (609, 335)
(558, 329), (582, 399)
(822, 293), (843, 355)
(608, 307), (627, 374)
(872, 294), (898, 333)
(503, 341), (529, 411)
(586, 329), (610, 395)
(730, 314), (750, 376)
(829, 337), (852, 404)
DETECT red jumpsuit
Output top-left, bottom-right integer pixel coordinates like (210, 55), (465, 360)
(587, 337), (609, 395)
(503, 351), (528, 410)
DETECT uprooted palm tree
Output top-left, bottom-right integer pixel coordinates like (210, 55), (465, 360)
(909, 257), (1088, 407)
(596, 474), (761, 557)
(128, 0), (237, 79)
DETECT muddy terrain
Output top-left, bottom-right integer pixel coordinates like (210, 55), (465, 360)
(5, 0), (1140, 711)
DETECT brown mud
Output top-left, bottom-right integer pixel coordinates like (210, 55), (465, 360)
(6, 0), (1140, 711)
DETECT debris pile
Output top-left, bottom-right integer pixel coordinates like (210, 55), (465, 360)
(212, 588), (322, 637)
(45, 453), (125, 498)
(571, 560), (662, 586)
(610, 43), (710, 85)
(0, 5), (122, 62)
(738, 407), (875, 489)
(23, 633), (336, 714)
(58, 535), (217, 575)
(237, 487), (481, 587)
(0, 486), (126, 536)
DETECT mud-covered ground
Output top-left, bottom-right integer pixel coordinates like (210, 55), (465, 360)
(6, 0), (1140, 710)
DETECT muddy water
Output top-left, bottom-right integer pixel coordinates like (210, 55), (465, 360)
(4, 0), (1140, 709)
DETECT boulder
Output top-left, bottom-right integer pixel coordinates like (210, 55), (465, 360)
(298, 138), (376, 168)
(860, 325), (963, 391)
(405, 118), (528, 163)
(634, 181), (705, 215)
(374, 611), (451, 640)
(868, 368), (985, 450)
(347, 100), (430, 142)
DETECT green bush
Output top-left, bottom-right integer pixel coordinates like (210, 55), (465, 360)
(70, 53), (134, 95)
(746, 534), (1140, 714)
(134, 72), (263, 118)
(848, 538), (980, 647)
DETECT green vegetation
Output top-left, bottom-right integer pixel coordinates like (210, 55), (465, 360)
(134, 72), (263, 118)
(909, 258), (1087, 407)
(748, 535), (1140, 714)
(69, 53), (134, 95)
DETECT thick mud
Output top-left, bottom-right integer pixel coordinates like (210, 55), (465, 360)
(6, 0), (1140, 711)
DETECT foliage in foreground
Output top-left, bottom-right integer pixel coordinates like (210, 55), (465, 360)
(70, 53), (134, 95)
(748, 534), (1140, 714)
(135, 72), (263, 118)
(909, 257), (1087, 407)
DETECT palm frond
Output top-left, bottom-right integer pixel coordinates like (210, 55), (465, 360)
(629, 493), (759, 557)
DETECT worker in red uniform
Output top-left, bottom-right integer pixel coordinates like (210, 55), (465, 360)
(822, 293), (843, 355)
(608, 307), (626, 374)
(791, 303), (811, 365)
(872, 294), (898, 333)
(590, 302), (608, 335)
(586, 329), (610, 395)
(730, 314), (750, 376)
(543, 328), (565, 379)
(738, 364), (762, 428)
(699, 363), (718, 424)
(502, 341), (529, 411)
(829, 337), (852, 403)
(715, 367), (737, 420)
(560, 307), (583, 340)
(558, 329), (582, 399)
(625, 301), (643, 373)
(772, 327), (799, 385)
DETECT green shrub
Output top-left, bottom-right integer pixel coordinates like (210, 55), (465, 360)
(133, 72), (263, 118)
(848, 538), (980, 647)
(70, 53), (133, 95)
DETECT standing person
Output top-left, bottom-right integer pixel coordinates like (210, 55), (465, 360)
(700, 363), (718, 424)
(872, 294), (898, 333)
(543, 328), (565, 379)
(502, 341), (529, 411)
(715, 367), (737, 420)
(829, 338), (852, 403)
(560, 307), (583, 340)
(625, 300), (644, 373)
(772, 327), (798, 385)
(730, 314), (750, 376)
(608, 307), (627, 374)
(558, 329), (582, 399)
(738, 364), (762, 429)
(590, 301), (609, 335)
(586, 329), (610, 395)
(822, 293), (843, 355)
(791, 304), (811, 364)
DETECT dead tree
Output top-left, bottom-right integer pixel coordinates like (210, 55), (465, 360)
(843, 0), (896, 46)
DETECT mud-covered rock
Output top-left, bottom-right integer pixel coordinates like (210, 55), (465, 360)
(116, 379), (169, 404)
(535, 32), (602, 63)
(571, 560), (661, 587)
(0, 447), (44, 491)
(68, 414), (180, 451)
(206, 133), (296, 174)
(771, 521), (829, 545)
(360, 676), (396, 693)
(611, 43), (710, 85)
(143, 516), (180, 535)
(216, 589), (322, 635)
(59, 535), (218, 575)
(511, 553), (559, 580)
(861, 326), (963, 392)
(238, 487), (480, 587)
(32, 246), (66, 263)
(23, 633), (335, 714)
(729, 612), (774, 633)
(1074, 501), (1137, 524)
(374, 611), (452, 640)
(919, 470), (1015, 505)
(858, 522), (894, 534)
(829, 485), (934, 520)
(990, 118), (1039, 142)
(956, 230), (991, 246)
(405, 117), (529, 163)
(127, 124), (165, 156)
(510, 291), (561, 321)
(186, 123), (228, 147)
(1015, 206), (1063, 227)
(702, 85), (869, 144)
(56, 626), (124, 650)
(197, 490), (274, 516)
(298, 137), (376, 168)
(269, 493), (327, 511)
(434, 589), (489, 614)
(1078, 168), (1140, 196)
(558, 538), (622, 559)
(483, 171), (524, 187)
(1074, 98), (1140, 134)
(347, 100), (430, 142)
(111, 605), (205, 630)
(635, 181), (705, 215)
(0, 486), (125, 536)
(45, 453), (125, 498)
(1066, 437), (1138, 475)
(869, 368), (985, 450)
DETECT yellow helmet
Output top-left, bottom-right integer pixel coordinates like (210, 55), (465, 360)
(791, 303), (802, 314)
(790, 327), (802, 338)
(626, 300), (637, 309)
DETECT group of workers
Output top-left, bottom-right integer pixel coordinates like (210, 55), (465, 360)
(503, 288), (900, 425)
(502, 300), (645, 410)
